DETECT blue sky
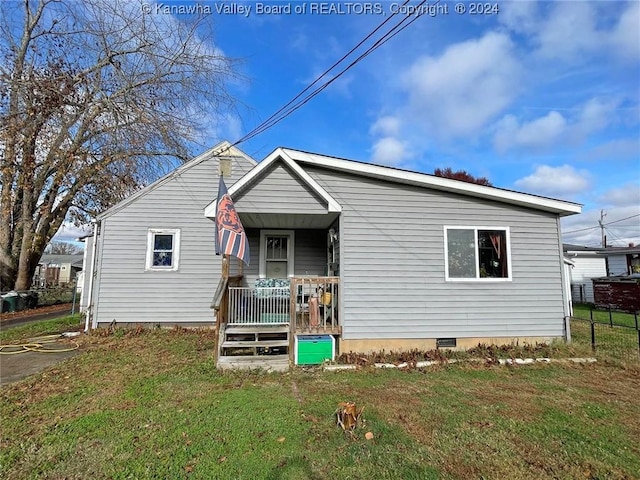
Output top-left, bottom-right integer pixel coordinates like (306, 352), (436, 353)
(56, 0), (640, 247)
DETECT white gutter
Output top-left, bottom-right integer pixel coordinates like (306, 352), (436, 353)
(84, 220), (99, 332)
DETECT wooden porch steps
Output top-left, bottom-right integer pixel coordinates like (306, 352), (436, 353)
(221, 340), (289, 349)
(217, 355), (289, 372)
(217, 324), (291, 371)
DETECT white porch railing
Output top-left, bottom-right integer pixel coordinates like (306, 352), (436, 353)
(227, 287), (290, 325)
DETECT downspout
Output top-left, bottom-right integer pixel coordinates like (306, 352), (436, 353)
(84, 219), (100, 332)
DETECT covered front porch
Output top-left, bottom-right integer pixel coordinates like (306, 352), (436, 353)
(205, 150), (344, 369)
(210, 216), (342, 369)
(213, 274), (341, 370)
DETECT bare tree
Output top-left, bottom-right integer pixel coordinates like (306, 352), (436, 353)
(0, 0), (239, 290)
(48, 241), (80, 255)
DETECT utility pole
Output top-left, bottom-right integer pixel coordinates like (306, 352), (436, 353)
(598, 209), (607, 247)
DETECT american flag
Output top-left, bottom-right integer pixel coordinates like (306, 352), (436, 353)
(215, 176), (250, 265)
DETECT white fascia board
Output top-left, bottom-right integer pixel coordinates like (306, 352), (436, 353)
(205, 148), (342, 218)
(99, 141), (256, 221)
(276, 150), (342, 213)
(284, 149), (583, 217)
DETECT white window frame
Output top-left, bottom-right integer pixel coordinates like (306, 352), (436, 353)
(259, 230), (295, 278)
(444, 226), (512, 282)
(145, 228), (181, 271)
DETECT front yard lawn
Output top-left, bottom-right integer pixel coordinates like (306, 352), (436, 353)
(1, 328), (639, 479)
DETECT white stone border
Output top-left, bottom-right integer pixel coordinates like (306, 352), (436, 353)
(322, 357), (597, 371)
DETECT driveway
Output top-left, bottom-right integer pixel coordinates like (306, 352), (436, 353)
(0, 344), (80, 386)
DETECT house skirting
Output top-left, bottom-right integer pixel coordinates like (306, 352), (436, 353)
(339, 336), (560, 354)
(95, 321), (215, 329)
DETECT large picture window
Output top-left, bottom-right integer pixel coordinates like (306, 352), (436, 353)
(259, 230), (294, 278)
(445, 227), (511, 281)
(146, 229), (181, 271)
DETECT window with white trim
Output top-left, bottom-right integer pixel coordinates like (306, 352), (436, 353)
(444, 227), (511, 280)
(259, 230), (294, 278)
(146, 229), (181, 271)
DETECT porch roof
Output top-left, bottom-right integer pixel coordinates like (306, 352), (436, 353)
(238, 212), (339, 230)
(204, 149), (342, 218)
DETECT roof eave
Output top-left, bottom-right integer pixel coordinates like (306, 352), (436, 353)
(283, 149), (582, 217)
(98, 141), (256, 221)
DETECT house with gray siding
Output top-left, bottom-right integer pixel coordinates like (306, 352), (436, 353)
(85, 142), (581, 368)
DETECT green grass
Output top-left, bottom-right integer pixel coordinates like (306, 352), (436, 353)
(0, 314), (83, 343)
(573, 303), (639, 328)
(2, 329), (640, 479)
(571, 318), (640, 364)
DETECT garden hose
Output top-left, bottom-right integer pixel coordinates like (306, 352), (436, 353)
(0, 334), (79, 355)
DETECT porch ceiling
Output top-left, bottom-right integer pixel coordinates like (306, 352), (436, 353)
(238, 212), (339, 230)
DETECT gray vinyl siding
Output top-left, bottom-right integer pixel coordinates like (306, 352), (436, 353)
(234, 162), (327, 214)
(306, 167), (567, 340)
(241, 229), (326, 286)
(93, 156), (254, 325)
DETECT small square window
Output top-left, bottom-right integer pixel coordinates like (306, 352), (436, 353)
(146, 229), (180, 271)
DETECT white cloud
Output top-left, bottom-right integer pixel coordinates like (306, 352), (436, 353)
(500, 1), (640, 63)
(535, 1), (600, 61)
(493, 98), (620, 153)
(599, 183), (640, 208)
(370, 116), (400, 137)
(611, 1), (640, 62)
(515, 165), (591, 197)
(371, 137), (408, 166)
(586, 138), (640, 161)
(402, 32), (521, 138)
(562, 201), (640, 248)
(494, 111), (566, 152)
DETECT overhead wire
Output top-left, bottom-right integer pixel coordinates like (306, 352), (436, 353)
(232, 0), (432, 147)
(563, 213), (640, 235)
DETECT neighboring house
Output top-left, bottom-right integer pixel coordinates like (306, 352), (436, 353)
(83, 141), (581, 367)
(562, 244), (607, 303)
(599, 244), (640, 276)
(33, 254), (84, 287)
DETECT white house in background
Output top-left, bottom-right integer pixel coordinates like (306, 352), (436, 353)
(599, 244), (640, 276)
(563, 244), (607, 303)
(33, 254), (84, 287)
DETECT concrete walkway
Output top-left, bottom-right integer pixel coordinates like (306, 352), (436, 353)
(0, 339), (81, 387)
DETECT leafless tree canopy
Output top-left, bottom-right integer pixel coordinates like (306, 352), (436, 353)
(0, 0), (239, 290)
(48, 240), (80, 255)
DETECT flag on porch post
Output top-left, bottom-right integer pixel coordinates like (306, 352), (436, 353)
(215, 176), (250, 265)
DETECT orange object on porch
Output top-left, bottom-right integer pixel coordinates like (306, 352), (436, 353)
(309, 296), (320, 327)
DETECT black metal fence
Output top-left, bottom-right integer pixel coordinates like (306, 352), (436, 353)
(571, 306), (640, 363)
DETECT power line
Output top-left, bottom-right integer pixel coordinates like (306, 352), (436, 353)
(233, 0), (413, 146)
(232, 0), (430, 147)
(563, 225), (600, 235)
(563, 213), (640, 235)
(605, 213), (640, 225)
